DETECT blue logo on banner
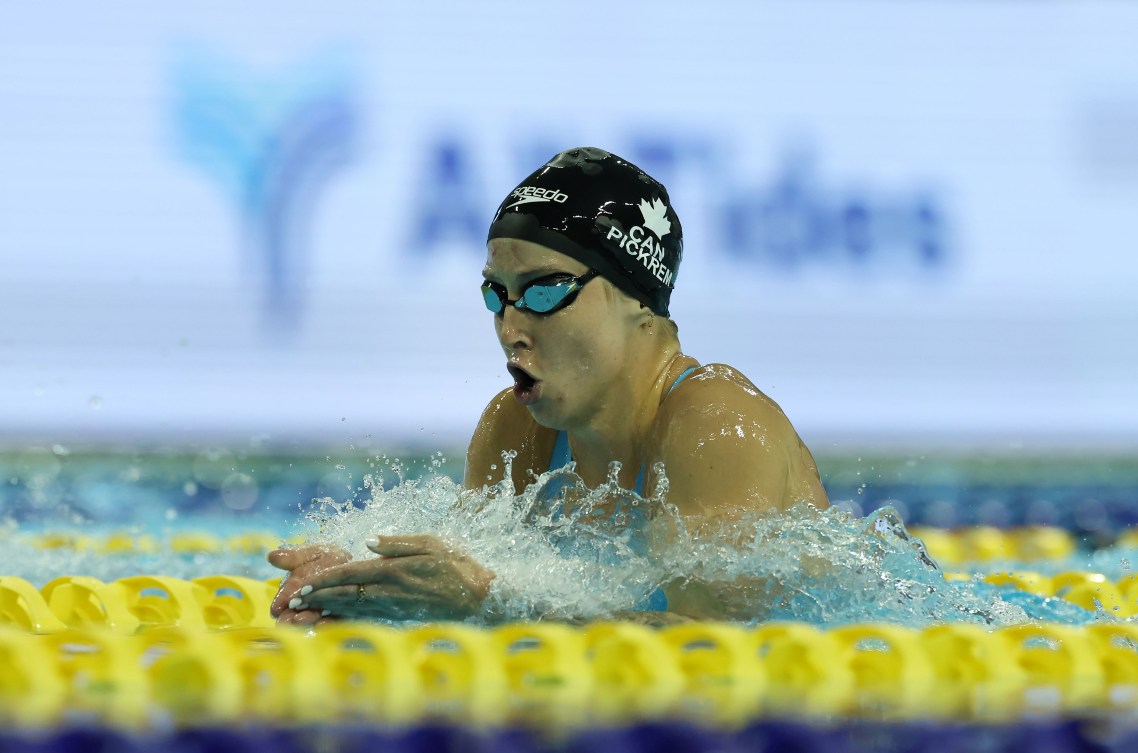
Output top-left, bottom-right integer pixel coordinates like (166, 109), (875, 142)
(410, 136), (948, 275)
(171, 48), (358, 332)
(717, 147), (946, 270)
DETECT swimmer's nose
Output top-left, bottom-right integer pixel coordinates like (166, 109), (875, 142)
(496, 305), (533, 353)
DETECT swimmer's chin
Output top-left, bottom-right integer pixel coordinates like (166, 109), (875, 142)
(522, 400), (565, 430)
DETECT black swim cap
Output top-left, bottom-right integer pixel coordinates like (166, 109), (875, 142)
(487, 147), (683, 317)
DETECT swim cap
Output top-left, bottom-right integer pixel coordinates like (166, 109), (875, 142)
(487, 147), (683, 317)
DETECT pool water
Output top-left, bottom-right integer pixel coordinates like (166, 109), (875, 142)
(4, 448), (1138, 750)
(5, 449), (1138, 625)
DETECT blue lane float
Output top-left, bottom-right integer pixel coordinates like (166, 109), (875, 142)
(1, 721), (1135, 753)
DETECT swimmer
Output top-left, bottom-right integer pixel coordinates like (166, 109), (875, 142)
(269, 147), (829, 624)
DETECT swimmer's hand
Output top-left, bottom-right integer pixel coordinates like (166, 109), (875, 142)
(280, 534), (496, 622)
(267, 544), (353, 626)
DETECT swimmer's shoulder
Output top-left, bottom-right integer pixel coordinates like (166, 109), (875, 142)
(464, 388), (556, 492)
(659, 363), (793, 429)
(652, 363), (828, 511)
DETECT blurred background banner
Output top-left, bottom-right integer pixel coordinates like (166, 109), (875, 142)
(2, 1), (1136, 452)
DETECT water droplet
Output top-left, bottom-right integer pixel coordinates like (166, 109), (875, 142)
(221, 472), (258, 511)
(50, 444), (70, 456)
(89, 395), (103, 410)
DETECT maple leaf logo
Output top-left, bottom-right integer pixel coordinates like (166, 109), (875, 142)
(638, 198), (672, 238)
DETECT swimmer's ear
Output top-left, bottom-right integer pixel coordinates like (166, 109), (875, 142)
(637, 304), (656, 331)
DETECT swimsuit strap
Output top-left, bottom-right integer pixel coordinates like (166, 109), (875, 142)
(667, 365), (698, 395)
(632, 365), (697, 492)
(548, 425), (573, 470)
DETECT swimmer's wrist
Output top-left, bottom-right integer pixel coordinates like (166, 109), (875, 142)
(478, 569), (496, 601)
(478, 571), (511, 621)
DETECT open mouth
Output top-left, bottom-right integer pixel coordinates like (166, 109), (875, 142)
(508, 364), (537, 390)
(507, 364), (540, 404)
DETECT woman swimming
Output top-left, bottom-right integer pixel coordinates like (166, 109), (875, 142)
(269, 147), (828, 623)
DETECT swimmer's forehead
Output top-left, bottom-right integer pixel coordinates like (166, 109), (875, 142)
(483, 238), (589, 280)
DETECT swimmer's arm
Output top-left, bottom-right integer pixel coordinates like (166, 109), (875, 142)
(789, 433), (829, 513)
(463, 388), (552, 494)
(464, 388), (515, 490)
(651, 379), (829, 620)
(654, 378), (828, 519)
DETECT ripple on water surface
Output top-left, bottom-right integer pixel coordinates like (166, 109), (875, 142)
(4, 456), (1128, 627)
(294, 462), (1105, 627)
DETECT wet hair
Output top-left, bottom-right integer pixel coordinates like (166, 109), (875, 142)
(487, 147), (683, 317)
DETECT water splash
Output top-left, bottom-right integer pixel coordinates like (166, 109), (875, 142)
(1, 449), (1125, 629)
(294, 463), (1090, 628)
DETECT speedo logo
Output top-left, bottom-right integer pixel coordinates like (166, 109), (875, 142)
(504, 185), (569, 210)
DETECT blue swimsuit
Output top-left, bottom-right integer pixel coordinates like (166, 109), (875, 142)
(543, 366), (697, 612)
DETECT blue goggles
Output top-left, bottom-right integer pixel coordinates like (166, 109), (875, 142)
(481, 269), (599, 316)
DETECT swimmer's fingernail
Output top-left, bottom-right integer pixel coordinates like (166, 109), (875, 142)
(300, 585), (313, 596)
(321, 609), (332, 617)
(288, 597), (303, 610)
(365, 536), (380, 549)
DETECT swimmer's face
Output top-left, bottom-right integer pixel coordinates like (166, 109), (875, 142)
(483, 238), (644, 430)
